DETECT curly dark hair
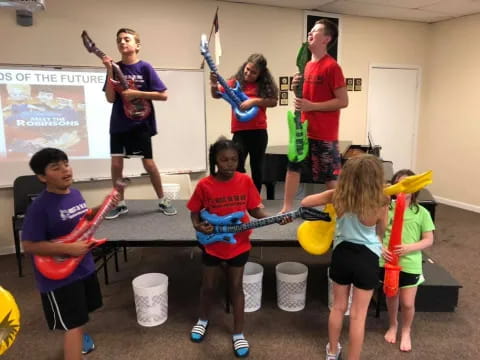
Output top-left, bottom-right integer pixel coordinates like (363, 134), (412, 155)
(231, 54), (279, 99)
(208, 136), (240, 176)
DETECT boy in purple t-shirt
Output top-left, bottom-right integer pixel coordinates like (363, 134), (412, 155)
(101, 27), (176, 219)
(22, 148), (118, 359)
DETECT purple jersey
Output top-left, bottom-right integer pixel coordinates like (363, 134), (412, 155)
(21, 188), (95, 293)
(107, 60), (167, 136)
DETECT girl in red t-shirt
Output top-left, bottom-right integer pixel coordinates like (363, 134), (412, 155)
(187, 137), (285, 358)
(210, 54), (279, 193)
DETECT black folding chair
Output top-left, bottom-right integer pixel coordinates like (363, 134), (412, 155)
(11, 175), (45, 277)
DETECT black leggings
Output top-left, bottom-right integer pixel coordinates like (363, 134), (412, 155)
(232, 129), (268, 193)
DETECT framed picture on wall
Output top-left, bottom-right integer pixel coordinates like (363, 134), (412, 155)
(304, 11), (342, 61)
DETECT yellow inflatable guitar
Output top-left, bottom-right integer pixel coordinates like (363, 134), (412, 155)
(0, 287), (20, 356)
(297, 203), (336, 255)
(384, 170), (432, 196)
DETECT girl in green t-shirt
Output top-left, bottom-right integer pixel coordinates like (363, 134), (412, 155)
(380, 169), (435, 352)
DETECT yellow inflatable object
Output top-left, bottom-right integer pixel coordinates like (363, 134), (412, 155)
(0, 287), (20, 356)
(384, 170), (433, 196)
(298, 203), (336, 255)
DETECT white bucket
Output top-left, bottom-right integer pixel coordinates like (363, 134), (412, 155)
(132, 273), (168, 327)
(327, 267), (353, 316)
(243, 262), (263, 312)
(276, 262), (308, 312)
(163, 183), (180, 200)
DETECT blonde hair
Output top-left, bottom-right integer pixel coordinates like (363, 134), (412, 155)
(333, 154), (386, 219)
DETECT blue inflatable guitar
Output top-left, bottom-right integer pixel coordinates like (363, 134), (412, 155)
(200, 34), (259, 122)
(196, 207), (331, 245)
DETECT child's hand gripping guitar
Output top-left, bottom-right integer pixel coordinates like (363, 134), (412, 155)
(34, 180), (128, 280)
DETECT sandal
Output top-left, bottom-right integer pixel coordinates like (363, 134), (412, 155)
(190, 322), (208, 343)
(233, 338), (250, 358)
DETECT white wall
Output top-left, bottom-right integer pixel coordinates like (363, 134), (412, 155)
(417, 13), (480, 211)
(0, 0), (476, 253)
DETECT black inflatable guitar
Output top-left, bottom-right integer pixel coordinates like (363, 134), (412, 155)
(81, 30), (152, 121)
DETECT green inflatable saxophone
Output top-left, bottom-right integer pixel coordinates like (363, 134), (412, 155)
(287, 42), (311, 163)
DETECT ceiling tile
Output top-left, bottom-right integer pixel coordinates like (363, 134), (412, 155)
(317, 0), (452, 22)
(421, 0), (480, 16)
(345, 0), (443, 10)
(219, 0), (480, 22)
(220, 0), (333, 10)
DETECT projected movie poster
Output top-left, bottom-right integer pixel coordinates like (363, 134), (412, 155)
(0, 84), (87, 158)
(0, 68), (109, 161)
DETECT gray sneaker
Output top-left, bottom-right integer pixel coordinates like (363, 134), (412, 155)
(159, 198), (177, 216)
(105, 205), (128, 220)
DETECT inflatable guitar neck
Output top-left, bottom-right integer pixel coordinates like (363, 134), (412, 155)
(34, 180), (128, 280)
(81, 30), (152, 121)
(383, 193), (406, 297)
(287, 42), (310, 163)
(197, 207), (331, 245)
(200, 34), (259, 122)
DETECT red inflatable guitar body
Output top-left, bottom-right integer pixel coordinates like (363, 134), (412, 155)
(81, 30), (152, 121)
(383, 193), (406, 297)
(34, 181), (127, 280)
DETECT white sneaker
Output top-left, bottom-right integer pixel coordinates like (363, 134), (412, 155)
(326, 342), (342, 360)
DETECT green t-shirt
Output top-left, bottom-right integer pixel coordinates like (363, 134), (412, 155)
(379, 203), (435, 274)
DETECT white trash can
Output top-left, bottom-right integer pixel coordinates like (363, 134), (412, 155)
(132, 273), (168, 327)
(162, 183), (180, 200)
(327, 267), (353, 316)
(243, 262), (263, 312)
(276, 262), (308, 312)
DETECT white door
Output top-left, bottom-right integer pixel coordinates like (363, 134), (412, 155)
(367, 66), (420, 171)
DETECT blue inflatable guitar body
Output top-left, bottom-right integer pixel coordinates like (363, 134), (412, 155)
(196, 207), (331, 246)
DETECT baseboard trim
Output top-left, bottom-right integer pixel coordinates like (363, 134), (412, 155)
(0, 245), (15, 256)
(434, 196), (480, 213)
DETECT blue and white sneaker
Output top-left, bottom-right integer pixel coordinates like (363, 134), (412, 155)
(82, 333), (95, 355)
(105, 205), (128, 220)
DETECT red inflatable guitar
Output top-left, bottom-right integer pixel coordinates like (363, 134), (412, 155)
(81, 30), (152, 121)
(34, 180), (127, 280)
(383, 193), (406, 297)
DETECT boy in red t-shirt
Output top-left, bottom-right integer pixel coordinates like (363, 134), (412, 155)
(281, 19), (348, 213)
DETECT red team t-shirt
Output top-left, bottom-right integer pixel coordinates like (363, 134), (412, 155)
(187, 172), (262, 259)
(301, 55), (346, 141)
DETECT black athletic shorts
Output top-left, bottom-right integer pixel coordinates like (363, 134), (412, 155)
(40, 273), (103, 331)
(287, 139), (341, 183)
(378, 267), (424, 288)
(110, 124), (153, 159)
(201, 249), (250, 267)
(330, 241), (380, 290)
